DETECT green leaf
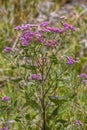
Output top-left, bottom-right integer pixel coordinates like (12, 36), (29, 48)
(15, 116), (22, 122)
(69, 93), (77, 99)
(13, 100), (17, 107)
(50, 54), (58, 64)
(56, 119), (67, 124)
(11, 77), (22, 82)
(49, 96), (67, 104)
(25, 114), (31, 120)
(25, 93), (40, 110)
(50, 106), (59, 118)
(0, 105), (8, 109)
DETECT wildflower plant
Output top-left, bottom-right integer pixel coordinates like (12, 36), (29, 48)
(2, 21), (85, 130)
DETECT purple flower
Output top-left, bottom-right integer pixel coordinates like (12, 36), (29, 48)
(46, 27), (60, 33)
(66, 56), (78, 65)
(15, 24), (38, 31)
(21, 24), (30, 30)
(20, 31), (43, 45)
(15, 24), (32, 31)
(2, 96), (10, 102)
(14, 26), (21, 30)
(0, 127), (9, 130)
(63, 23), (76, 31)
(83, 80), (87, 83)
(20, 36), (33, 46)
(46, 27), (66, 34)
(80, 73), (87, 79)
(20, 37), (29, 46)
(37, 37), (44, 43)
(20, 31), (34, 46)
(4, 47), (12, 52)
(80, 73), (87, 83)
(28, 74), (42, 81)
(57, 28), (66, 33)
(40, 21), (49, 27)
(75, 120), (83, 126)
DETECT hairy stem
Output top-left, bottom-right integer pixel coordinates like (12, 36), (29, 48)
(40, 55), (46, 130)
(42, 83), (46, 130)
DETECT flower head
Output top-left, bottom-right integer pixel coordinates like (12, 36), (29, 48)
(4, 47), (12, 52)
(40, 21), (49, 27)
(75, 120), (83, 126)
(80, 73), (87, 83)
(66, 56), (78, 65)
(2, 96), (10, 102)
(15, 24), (38, 31)
(20, 31), (43, 46)
(83, 80), (87, 83)
(28, 74), (42, 81)
(14, 25), (21, 30)
(80, 73), (87, 79)
(63, 23), (76, 31)
(46, 27), (59, 33)
(20, 31), (34, 46)
(46, 27), (66, 34)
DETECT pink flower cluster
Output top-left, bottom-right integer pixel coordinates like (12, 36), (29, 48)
(46, 27), (66, 34)
(4, 22), (76, 52)
(15, 21), (49, 31)
(45, 40), (59, 48)
(20, 31), (34, 46)
(14, 21), (76, 48)
(20, 31), (44, 46)
(14, 24), (38, 31)
(63, 23), (76, 31)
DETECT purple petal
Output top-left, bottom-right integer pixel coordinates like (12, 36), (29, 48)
(4, 47), (12, 52)
(2, 96), (10, 102)
(75, 120), (83, 126)
(80, 73), (87, 79)
(28, 74), (42, 81)
(0, 127), (9, 130)
(66, 56), (77, 65)
(40, 21), (49, 27)
(63, 23), (76, 31)
(14, 26), (21, 30)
